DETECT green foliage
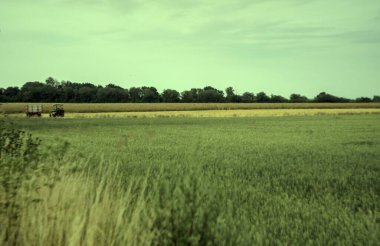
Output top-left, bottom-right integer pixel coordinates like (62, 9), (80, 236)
(270, 94), (289, 103)
(290, 93), (309, 103)
(241, 92), (255, 103)
(0, 120), (41, 242)
(256, 91), (270, 102)
(2, 77), (378, 103)
(181, 89), (199, 103)
(373, 95), (380, 102)
(314, 92), (351, 103)
(141, 86), (161, 103)
(96, 84), (129, 103)
(355, 97), (372, 103)
(161, 89), (180, 103)
(198, 86), (225, 103)
(0, 123), (40, 161)
(0, 87), (20, 102)
(0, 119), (68, 244)
(225, 87), (242, 102)
(129, 86), (143, 102)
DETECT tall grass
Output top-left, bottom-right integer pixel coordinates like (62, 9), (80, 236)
(13, 161), (154, 246)
(1, 155), (255, 245)
(5, 155), (379, 245)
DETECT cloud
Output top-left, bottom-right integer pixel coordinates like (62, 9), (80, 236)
(1, 0), (380, 49)
(332, 30), (380, 44)
(58, 0), (375, 50)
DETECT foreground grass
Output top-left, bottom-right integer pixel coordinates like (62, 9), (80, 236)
(1, 102), (380, 114)
(1, 115), (380, 245)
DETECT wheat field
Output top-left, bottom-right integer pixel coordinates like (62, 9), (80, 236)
(1, 102), (380, 114)
(1, 115), (379, 245)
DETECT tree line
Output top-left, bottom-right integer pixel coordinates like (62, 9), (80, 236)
(1, 77), (379, 103)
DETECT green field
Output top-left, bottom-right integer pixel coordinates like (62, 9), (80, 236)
(1, 114), (380, 245)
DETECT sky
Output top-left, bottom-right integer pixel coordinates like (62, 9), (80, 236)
(0, 0), (379, 98)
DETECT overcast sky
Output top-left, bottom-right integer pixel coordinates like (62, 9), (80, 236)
(0, 0), (379, 97)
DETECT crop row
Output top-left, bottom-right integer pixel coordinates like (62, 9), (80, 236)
(1, 102), (380, 114)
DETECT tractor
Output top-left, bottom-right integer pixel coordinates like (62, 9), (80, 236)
(49, 104), (65, 117)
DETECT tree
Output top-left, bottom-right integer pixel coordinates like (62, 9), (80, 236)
(314, 92), (350, 103)
(198, 86), (224, 103)
(270, 95), (288, 103)
(162, 89), (180, 102)
(141, 86), (161, 103)
(45, 77), (60, 87)
(20, 82), (45, 102)
(225, 87), (241, 102)
(2, 78), (372, 103)
(59, 81), (76, 102)
(181, 90), (194, 103)
(225, 87), (234, 102)
(77, 85), (97, 103)
(181, 88), (201, 102)
(2, 87), (20, 102)
(241, 92), (255, 103)
(256, 92), (270, 103)
(97, 84), (128, 102)
(355, 97), (372, 103)
(290, 94), (309, 103)
(129, 87), (143, 102)
(41, 84), (59, 102)
(0, 88), (5, 102)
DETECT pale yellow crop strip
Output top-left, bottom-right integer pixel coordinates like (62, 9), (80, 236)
(65, 108), (380, 118)
(4, 108), (379, 118)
